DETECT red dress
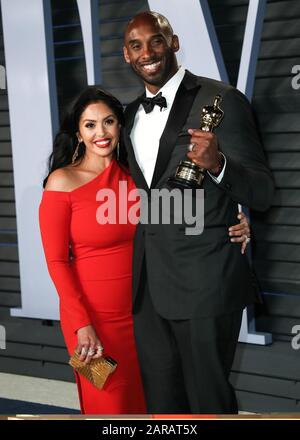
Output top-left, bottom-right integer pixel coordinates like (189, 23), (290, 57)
(39, 159), (146, 414)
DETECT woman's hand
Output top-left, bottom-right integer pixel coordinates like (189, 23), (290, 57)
(76, 324), (104, 364)
(228, 212), (251, 255)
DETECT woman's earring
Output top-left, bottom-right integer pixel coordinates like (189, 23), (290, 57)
(72, 141), (80, 164)
(116, 142), (120, 161)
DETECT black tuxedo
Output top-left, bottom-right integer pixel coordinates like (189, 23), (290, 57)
(123, 70), (274, 413)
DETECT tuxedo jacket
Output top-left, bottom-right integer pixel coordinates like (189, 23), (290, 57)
(123, 70), (274, 319)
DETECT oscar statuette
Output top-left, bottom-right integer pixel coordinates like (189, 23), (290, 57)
(168, 94), (224, 188)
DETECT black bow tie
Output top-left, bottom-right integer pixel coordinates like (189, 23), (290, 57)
(141, 92), (167, 114)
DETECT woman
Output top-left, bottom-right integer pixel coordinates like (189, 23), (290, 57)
(39, 86), (250, 414)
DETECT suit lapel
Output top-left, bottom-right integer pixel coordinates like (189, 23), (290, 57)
(150, 71), (201, 188)
(125, 95), (143, 133)
(124, 71), (202, 191)
(124, 95), (149, 192)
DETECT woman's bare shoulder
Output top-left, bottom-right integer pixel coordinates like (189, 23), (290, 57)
(44, 167), (77, 192)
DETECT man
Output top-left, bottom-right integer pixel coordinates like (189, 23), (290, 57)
(122, 11), (274, 414)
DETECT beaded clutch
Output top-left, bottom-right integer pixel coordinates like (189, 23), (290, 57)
(69, 351), (117, 389)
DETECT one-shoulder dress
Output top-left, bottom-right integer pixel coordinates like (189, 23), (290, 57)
(39, 159), (146, 414)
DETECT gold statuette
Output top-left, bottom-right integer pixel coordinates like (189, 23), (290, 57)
(168, 95), (224, 188)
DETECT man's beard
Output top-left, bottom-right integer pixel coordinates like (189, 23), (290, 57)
(130, 49), (176, 88)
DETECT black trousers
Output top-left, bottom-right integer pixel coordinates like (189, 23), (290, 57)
(133, 274), (243, 414)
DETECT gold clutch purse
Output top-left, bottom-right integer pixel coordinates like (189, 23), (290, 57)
(69, 351), (117, 389)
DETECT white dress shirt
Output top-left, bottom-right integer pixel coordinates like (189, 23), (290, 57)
(130, 66), (226, 186)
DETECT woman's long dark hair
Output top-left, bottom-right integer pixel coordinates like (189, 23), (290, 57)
(43, 87), (125, 187)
